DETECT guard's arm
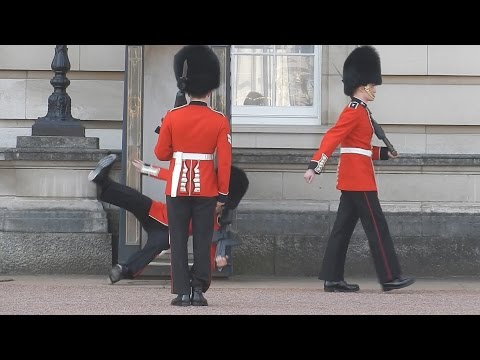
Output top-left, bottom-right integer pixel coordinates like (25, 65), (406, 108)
(216, 116), (232, 204)
(132, 160), (170, 181)
(308, 108), (357, 174)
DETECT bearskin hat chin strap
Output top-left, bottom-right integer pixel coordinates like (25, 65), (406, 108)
(364, 85), (375, 100)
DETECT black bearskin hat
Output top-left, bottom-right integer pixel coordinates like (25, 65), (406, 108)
(225, 166), (249, 210)
(174, 45), (221, 96)
(343, 45), (382, 96)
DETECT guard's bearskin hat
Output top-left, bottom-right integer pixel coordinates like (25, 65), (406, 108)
(225, 166), (249, 210)
(174, 45), (221, 97)
(343, 45), (382, 96)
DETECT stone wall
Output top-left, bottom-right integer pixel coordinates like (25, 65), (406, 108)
(228, 148), (480, 278)
(232, 201), (480, 277)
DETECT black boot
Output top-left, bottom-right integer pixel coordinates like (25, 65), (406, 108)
(108, 264), (126, 284)
(88, 154), (117, 185)
(191, 287), (208, 306)
(382, 277), (415, 291)
(324, 280), (360, 292)
(171, 294), (191, 306)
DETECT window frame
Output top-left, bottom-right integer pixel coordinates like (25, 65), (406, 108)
(231, 45), (321, 125)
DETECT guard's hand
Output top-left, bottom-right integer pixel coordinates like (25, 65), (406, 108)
(216, 202), (225, 215)
(388, 151), (399, 159)
(215, 255), (229, 268)
(132, 159), (145, 172)
(132, 159), (159, 177)
(304, 169), (316, 184)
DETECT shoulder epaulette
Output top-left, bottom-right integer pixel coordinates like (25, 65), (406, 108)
(349, 101), (359, 109)
(168, 104), (188, 112)
(208, 107), (226, 117)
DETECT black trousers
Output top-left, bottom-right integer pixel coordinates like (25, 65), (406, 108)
(319, 191), (402, 284)
(99, 178), (170, 278)
(166, 195), (216, 295)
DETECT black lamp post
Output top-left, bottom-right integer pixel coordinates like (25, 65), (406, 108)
(32, 45), (85, 136)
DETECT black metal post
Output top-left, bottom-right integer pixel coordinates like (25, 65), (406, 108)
(32, 45), (85, 136)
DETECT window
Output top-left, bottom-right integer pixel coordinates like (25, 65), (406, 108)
(231, 45), (321, 125)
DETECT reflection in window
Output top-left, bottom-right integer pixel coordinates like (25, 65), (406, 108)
(243, 91), (268, 106)
(232, 45), (315, 108)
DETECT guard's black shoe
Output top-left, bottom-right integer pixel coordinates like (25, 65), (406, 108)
(108, 264), (124, 284)
(382, 277), (415, 292)
(191, 287), (208, 306)
(171, 295), (191, 306)
(324, 280), (360, 292)
(88, 154), (117, 184)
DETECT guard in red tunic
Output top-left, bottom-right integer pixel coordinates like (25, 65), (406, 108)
(155, 45), (232, 306)
(304, 45), (415, 292)
(87, 154), (248, 287)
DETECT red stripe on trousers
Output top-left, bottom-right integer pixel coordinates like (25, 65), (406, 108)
(363, 192), (392, 280)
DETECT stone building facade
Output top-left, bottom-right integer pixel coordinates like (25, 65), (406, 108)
(1, 45), (480, 277)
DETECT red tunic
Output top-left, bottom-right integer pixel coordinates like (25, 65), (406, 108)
(147, 166), (221, 232)
(154, 101), (232, 202)
(309, 98), (387, 191)
(147, 167), (170, 226)
(147, 165), (221, 271)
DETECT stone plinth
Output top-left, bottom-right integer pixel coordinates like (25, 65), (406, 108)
(0, 136), (118, 274)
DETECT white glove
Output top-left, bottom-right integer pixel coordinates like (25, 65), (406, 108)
(132, 159), (159, 177)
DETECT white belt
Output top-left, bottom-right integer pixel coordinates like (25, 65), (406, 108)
(340, 147), (372, 157)
(171, 152), (214, 197)
(173, 152), (214, 161)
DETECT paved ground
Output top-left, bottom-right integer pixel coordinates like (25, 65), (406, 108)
(2, 275), (480, 315)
